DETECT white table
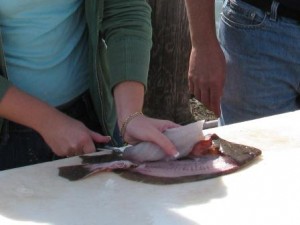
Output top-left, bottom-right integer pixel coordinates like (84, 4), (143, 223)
(0, 111), (300, 225)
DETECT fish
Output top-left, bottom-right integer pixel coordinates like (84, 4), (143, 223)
(122, 120), (205, 162)
(122, 134), (262, 185)
(58, 122), (262, 185)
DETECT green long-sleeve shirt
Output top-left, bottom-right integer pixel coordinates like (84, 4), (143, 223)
(0, 0), (152, 145)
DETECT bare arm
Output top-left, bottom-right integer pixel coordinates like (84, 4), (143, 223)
(0, 86), (111, 157)
(185, 0), (225, 116)
(113, 81), (179, 157)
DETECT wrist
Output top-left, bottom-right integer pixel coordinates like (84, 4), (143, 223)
(119, 111), (144, 142)
(191, 36), (219, 51)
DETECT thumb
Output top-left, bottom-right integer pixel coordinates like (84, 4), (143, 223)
(90, 131), (111, 144)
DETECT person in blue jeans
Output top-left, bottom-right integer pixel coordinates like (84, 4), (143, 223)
(184, 0), (226, 118)
(185, 0), (300, 125)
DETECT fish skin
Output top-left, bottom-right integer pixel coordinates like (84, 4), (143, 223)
(129, 156), (238, 177)
(118, 157), (239, 185)
(117, 135), (262, 184)
(216, 137), (262, 166)
(122, 120), (205, 163)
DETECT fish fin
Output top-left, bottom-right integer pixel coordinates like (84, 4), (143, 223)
(58, 164), (98, 181)
(59, 161), (137, 181)
(217, 137), (262, 166)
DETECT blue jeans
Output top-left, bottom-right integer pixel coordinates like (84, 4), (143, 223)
(219, 0), (300, 125)
(0, 91), (122, 171)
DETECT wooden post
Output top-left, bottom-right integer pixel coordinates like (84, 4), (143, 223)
(143, 0), (194, 124)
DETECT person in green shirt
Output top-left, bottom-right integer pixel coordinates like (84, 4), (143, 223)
(0, 0), (179, 170)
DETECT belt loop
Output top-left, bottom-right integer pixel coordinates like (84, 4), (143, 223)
(270, 0), (280, 21)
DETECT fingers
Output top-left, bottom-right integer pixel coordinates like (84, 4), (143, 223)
(211, 87), (222, 116)
(149, 130), (179, 158)
(65, 132), (111, 157)
(65, 141), (94, 157)
(142, 119), (180, 157)
(123, 116), (180, 157)
(90, 131), (111, 145)
(193, 87), (221, 117)
(150, 119), (181, 132)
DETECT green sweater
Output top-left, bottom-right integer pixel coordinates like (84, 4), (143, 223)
(0, 0), (152, 145)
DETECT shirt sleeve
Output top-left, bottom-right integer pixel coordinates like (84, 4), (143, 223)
(101, 0), (152, 91)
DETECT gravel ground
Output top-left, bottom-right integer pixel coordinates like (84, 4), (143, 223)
(189, 98), (217, 121)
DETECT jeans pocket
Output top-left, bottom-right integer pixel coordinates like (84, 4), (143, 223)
(221, 0), (266, 29)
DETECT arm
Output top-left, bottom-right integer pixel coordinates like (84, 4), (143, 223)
(113, 81), (179, 157)
(0, 86), (111, 157)
(102, 0), (179, 157)
(185, 0), (226, 116)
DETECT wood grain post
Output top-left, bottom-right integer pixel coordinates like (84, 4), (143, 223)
(143, 0), (194, 124)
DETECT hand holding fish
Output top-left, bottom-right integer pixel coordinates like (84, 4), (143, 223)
(114, 81), (180, 158)
(120, 112), (181, 158)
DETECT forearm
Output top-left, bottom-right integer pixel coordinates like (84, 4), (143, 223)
(0, 86), (63, 133)
(185, 0), (218, 48)
(0, 86), (111, 156)
(113, 81), (144, 127)
(113, 81), (179, 157)
(185, 0), (225, 116)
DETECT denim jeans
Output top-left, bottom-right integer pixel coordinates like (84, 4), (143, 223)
(0, 91), (122, 171)
(219, 0), (300, 125)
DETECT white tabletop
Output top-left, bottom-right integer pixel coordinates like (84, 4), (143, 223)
(0, 111), (300, 225)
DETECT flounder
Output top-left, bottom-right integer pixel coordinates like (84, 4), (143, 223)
(58, 121), (262, 185)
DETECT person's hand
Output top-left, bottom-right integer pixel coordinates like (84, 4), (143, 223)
(38, 112), (111, 157)
(0, 86), (111, 157)
(188, 41), (226, 116)
(121, 114), (180, 158)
